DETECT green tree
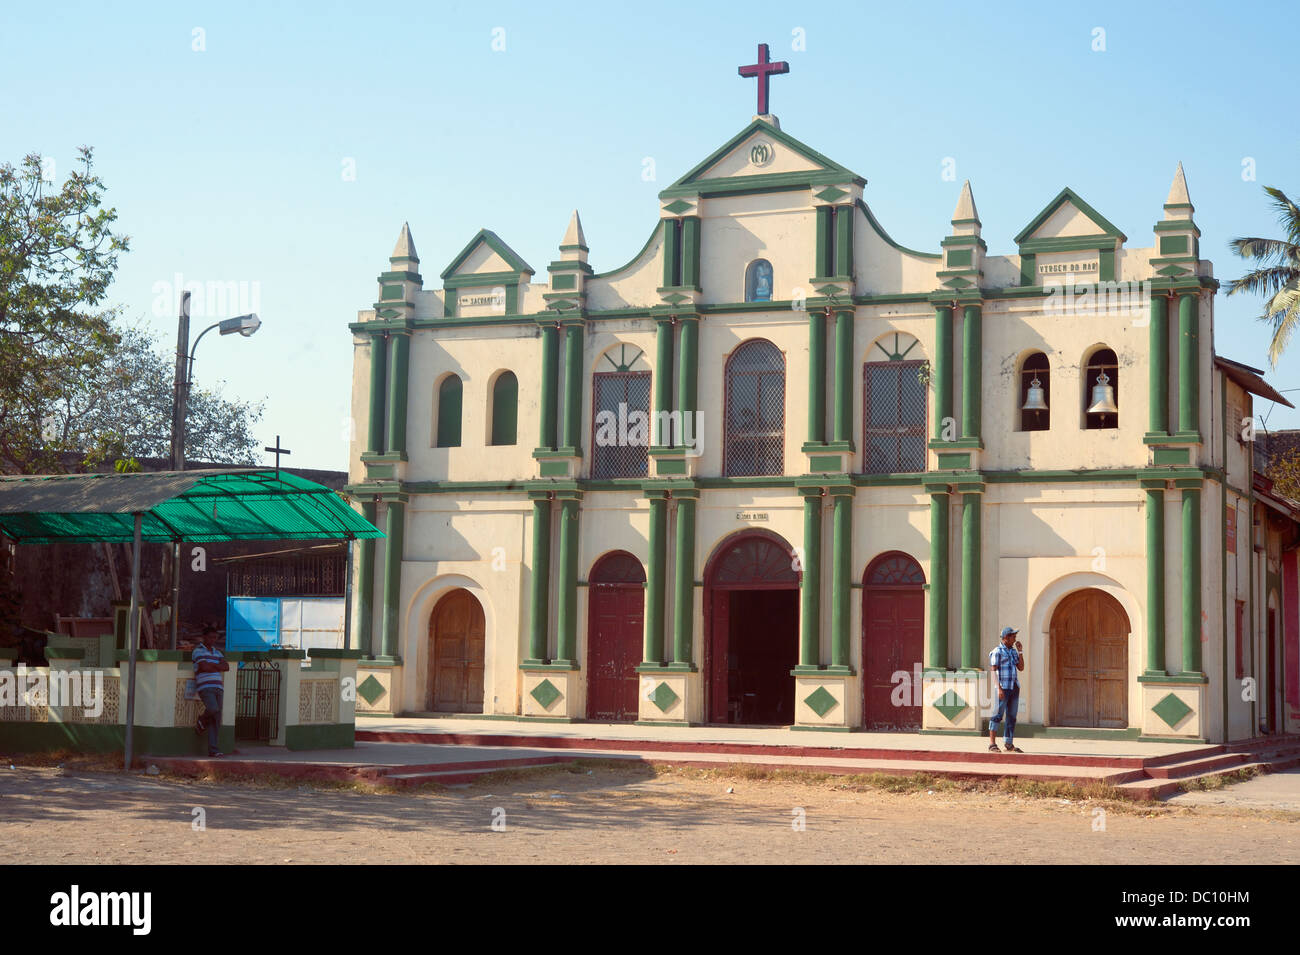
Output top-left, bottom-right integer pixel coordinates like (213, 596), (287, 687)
(0, 146), (128, 473)
(1226, 186), (1300, 369)
(48, 319), (266, 466)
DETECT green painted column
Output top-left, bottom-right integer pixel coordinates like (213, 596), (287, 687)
(385, 331), (410, 456)
(555, 497), (580, 665)
(830, 491), (852, 668)
(1178, 292), (1199, 435)
(1148, 294), (1169, 434)
(672, 495), (697, 665)
(366, 334), (387, 454)
(807, 310), (826, 444)
(527, 498), (552, 663)
(654, 319), (675, 447)
(934, 306), (953, 440)
(961, 305), (981, 440)
(380, 500), (405, 658)
(356, 500), (377, 656)
(682, 217), (701, 288)
(834, 204), (854, 277)
(677, 316), (699, 422)
(928, 492), (950, 669)
(538, 324), (559, 450)
(561, 323), (584, 450)
(1145, 486), (1166, 674)
(662, 219), (680, 287)
(1181, 486), (1202, 674)
(960, 492), (981, 670)
(799, 492), (822, 667)
(644, 494), (668, 663)
(815, 206), (832, 277)
(833, 309), (854, 444)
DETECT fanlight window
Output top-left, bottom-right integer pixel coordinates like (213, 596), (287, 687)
(710, 535), (799, 586)
(724, 340), (785, 477)
(744, 259), (774, 303)
(590, 551), (646, 585)
(1019, 352), (1050, 432)
(1083, 348), (1119, 430)
(865, 553), (925, 586)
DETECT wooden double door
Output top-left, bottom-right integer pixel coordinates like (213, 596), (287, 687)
(1051, 589), (1129, 728)
(428, 589), (485, 713)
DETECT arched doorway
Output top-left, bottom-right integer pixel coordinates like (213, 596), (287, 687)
(428, 588), (485, 713)
(1050, 588), (1129, 728)
(862, 552), (925, 729)
(586, 551), (646, 722)
(705, 531), (800, 725)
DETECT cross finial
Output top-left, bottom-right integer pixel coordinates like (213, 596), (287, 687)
(264, 435), (291, 473)
(738, 43), (789, 116)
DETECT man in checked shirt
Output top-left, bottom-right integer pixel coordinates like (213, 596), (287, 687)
(988, 626), (1025, 753)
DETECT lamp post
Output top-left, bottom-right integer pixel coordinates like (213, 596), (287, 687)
(167, 290), (262, 648)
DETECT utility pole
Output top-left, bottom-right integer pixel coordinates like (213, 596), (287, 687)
(166, 291), (192, 650)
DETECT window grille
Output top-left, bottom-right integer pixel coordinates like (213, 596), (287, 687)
(591, 371), (650, 479)
(862, 360), (926, 473)
(724, 341), (785, 477)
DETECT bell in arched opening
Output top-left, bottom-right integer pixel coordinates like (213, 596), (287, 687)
(1087, 369), (1118, 415)
(1022, 376), (1048, 412)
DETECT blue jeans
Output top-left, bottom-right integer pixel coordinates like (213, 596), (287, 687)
(199, 688), (223, 754)
(989, 685), (1019, 743)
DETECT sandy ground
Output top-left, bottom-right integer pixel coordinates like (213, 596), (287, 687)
(0, 761), (1297, 864)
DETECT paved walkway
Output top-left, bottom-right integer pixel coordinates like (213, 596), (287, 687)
(356, 714), (1212, 759)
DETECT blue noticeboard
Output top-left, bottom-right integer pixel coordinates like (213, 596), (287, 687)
(225, 597), (279, 650)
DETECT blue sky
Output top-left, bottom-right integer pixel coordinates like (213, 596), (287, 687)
(2, 0), (1297, 468)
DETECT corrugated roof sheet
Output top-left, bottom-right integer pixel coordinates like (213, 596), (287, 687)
(0, 469), (384, 544)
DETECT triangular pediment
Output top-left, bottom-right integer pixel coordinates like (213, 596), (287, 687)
(441, 229), (534, 281)
(660, 119), (863, 199)
(1014, 187), (1126, 246)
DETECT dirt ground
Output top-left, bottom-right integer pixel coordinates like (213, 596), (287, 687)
(0, 759), (1297, 864)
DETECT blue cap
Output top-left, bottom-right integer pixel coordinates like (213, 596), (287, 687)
(999, 626), (1019, 639)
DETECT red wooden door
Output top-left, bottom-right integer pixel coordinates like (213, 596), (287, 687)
(863, 589), (924, 729)
(1051, 589), (1128, 728)
(587, 584), (643, 721)
(429, 589), (485, 713)
(862, 553), (925, 730)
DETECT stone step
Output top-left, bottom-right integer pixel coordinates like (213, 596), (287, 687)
(1144, 752), (1251, 780)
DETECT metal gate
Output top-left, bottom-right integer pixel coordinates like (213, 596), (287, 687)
(235, 660), (281, 742)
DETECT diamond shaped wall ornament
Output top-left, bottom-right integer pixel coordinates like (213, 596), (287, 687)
(650, 681), (679, 713)
(662, 199), (694, 215)
(804, 685), (838, 718)
(661, 292), (690, 305)
(357, 674), (386, 706)
(933, 689), (969, 722)
(530, 678), (563, 711)
(815, 186), (849, 203)
(1156, 264), (1190, 277)
(943, 276), (973, 289)
(1152, 692), (1193, 729)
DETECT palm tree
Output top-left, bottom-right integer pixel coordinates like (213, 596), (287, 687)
(1226, 186), (1300, 368)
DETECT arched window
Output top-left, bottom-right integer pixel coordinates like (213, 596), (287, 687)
(725, 339), (785, 476)
(1019, 352), (1050, 432)
(744, 259), (774, 303)
(435, 374), (462, 448)
(1083, 347), (1118, 430)
(489, 371), (517, 446)
(863, 335), (927, 473)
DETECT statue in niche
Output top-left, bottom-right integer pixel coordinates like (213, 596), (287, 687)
(746, 259), (773, 302)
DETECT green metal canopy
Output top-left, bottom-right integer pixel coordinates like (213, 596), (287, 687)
(0, 469), (384, 544)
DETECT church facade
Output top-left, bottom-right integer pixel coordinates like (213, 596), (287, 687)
(345, 60), (1299, 743)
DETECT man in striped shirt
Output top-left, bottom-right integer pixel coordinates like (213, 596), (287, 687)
(192, 626), (229, 757)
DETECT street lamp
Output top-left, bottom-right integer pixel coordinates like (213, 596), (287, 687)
(166, 290), (263, 647)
